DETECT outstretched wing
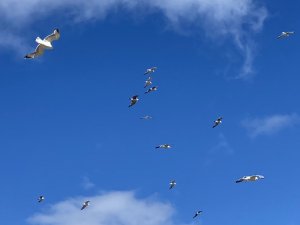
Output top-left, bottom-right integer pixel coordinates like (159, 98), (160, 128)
(45, 29), (60, 42)
(24, 44), (45, 59)
(277, 34), (284, 39)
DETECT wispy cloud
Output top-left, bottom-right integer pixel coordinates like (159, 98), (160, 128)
(242, 113), (300, 137)
(27, 191), (186, 225)
(204, 133), (233, 166)
(209, 133), (234, 155)
(81, 177), (95, 190)
(0, 0), (267, 77)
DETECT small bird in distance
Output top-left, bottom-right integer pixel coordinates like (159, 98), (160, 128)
(235, 175), (265, 183)
(277, 31), (295, 39)
(145, 86), (158, 94)
(140, 115), (152, 120)
(38, 195), (45, 203)
(81, 201), (90, 210)
(193, 210), (203, 218)
(144, 67), (157, 75)
(155, 144), (172, 149)
(144, 77), (152, 88)
(169, 180), (176, 189)
(212, 117), (223, 128)
(129, 95), (139, 107)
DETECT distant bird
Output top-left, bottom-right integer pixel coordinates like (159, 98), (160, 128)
(169, 180), (176, 189)
(235, 175), (265, 183)
(129, 95), (139, 107)
(277, 31), (295, 39)
(140, 115), (152, 120)
(193, 210), (203, 218)
(81, 201), (90, 210)
(144, 67), (157, 75)
(144, 77), (152, 88)
(24, 29), (60, 59)
(212, 117), (223, 128)
(38, 196), (45, 203)
(156, 144), (172, 149)
(145, 86), (158, 94)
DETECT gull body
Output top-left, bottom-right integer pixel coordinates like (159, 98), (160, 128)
(129, 95), (139, 107)
(193, 211), (203, 218)
(144, 77), (152, 88)
(236, 175), (265, 183)
(277, 31), (295, 39)
(156, 144), (172, 149)
(144, 67), (157, 75)
(145, 86), (158, 94)
(169, 180), (176, 189)
(81, 201), (90, 210)
(212, 117), (223, 128)
(140, 115), (152, 120)
(38, 196), (45, 203)
(25, 29), (60, 59)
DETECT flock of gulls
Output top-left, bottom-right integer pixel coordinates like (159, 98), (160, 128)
(24, 28), (295, 216)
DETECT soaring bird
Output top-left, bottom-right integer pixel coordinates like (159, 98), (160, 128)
(156, 144), (172, 149)
(212, 117), (223, 128)
(144, 67), (157, 75)
(145, 86), (158, 94)
(169, 180), (176, 189)
(140, 115), (152, 120)
(24, 29), (60, 59)
(144, 77), (152, 88)
(235, 175), (265, 183)
(277, 31), (295, 39)
(129, 95), (139, 107)
(81, 201), (90, 210)
(193, 211), (203, 218)
(38, 196), (45, 203)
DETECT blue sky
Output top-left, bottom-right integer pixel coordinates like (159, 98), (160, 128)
(0, 0), (299, 225)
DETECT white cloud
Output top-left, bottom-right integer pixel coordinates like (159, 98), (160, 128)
(0, 0), (267, 77)
(27, 191), (184, 225)
(242, 114), (300, 137)
(81, 177), (95, 190)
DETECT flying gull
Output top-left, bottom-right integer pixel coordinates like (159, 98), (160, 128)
(38, 196), (45, 203)
(156, 144), (172, 149)
(169, 180), (176, 189)
(144, 77), (152, 88)
(144, 67), (157, 75)
(193, 210), (203, 218)
(129, 95), (139, 107)
(277, 31), (295, 39)
(25, 29), (60, 59)
(235, 175), (265, 183)
(145, 86), (158, 94)
(140, 115), (152, 120)
(212, 117), (223, 128)
(81, 201), (90, 210)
